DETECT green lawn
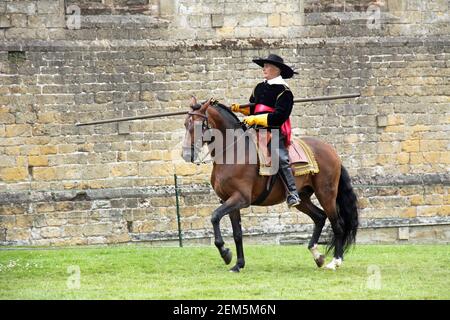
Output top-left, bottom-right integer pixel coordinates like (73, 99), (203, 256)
(0, 244), (448, 300)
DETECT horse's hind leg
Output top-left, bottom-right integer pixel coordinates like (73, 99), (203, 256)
(315, 190), (344, 270)
(229, 210), (245, 272)
(296, 190), (327, 268)
(325, 215), (344, 270)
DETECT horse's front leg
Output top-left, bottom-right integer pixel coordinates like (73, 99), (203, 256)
(229, 210), (245, 272)
(211, 197), (245, 266)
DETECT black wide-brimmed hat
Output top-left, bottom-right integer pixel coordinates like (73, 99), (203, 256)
(252, 54), (298, 79)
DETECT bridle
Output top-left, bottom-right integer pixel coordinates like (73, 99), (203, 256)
(187, 110), (210, 132)
(184, 99), (251, 164)
(183, 103), (212, 164)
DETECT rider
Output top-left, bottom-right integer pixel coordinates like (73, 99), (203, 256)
(231, 54), (301, 208)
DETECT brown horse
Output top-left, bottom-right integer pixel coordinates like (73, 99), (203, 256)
(182, 97), (359, 272)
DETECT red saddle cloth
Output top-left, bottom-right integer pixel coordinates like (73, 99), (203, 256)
(255, 133), (309, 166)
(253, 130), (319, 176)
(288, 140), (309, 164)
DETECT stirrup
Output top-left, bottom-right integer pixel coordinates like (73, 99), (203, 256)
(286, 193), (301, 208)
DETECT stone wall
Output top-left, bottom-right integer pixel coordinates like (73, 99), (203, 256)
(0, 0), (449, 246)
(1, 0), (449, 40)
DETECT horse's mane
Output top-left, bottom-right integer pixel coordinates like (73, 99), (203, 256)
(212, 102), (242, 128)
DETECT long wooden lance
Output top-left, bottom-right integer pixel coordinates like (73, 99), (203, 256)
(75, 110), (188, 126)
(75, 92), (360, 126)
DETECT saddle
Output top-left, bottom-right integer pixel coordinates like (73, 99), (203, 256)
(252, 131), (319, 176)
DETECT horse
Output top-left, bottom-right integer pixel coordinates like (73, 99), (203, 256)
(181, 97), (359, 272)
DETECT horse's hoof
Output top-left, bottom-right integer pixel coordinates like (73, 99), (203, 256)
(315, 255), (326, 268)
(222, 248), (232, 265)
(229, 265), (240, 273)
(325, 260), (335, 270)
(325, 258), (342, 270)
(325, 262), (336, 270)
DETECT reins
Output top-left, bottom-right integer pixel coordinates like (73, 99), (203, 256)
(187, 102), (251, 164)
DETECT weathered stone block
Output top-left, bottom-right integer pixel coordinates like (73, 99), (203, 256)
(401, 139), (420, 152)
(39, 146), (57, 155)
(159, 0), (175, 16)
(211, 14), (224, 28)
(28, 155), (49, 167)
(0, 215), (16, 229)
(45, 213), (67, 226)
(0, 204), (27, 215)
(425, 0), (449, 11)
(0, 14), (11, 28)
(174, 163), (196, 176)
(139, 162), (173, 177)
(66, 212), (88, 225)
(151, 197), (176, 207)
(87, 237), (107, 245)
(107, 233), (130, 244)
(40, 226), (61, 238)
(0, 167), (28, 182)
(118, 122), (130, 135)
(268, 13), (281, 27)
(388, 0), (407, 11)
(396, 152), (410, 164)
(240, 14), (268, 27)
(82, 165), (110, 179)
(15, 215), (33, 228)
(0, 155), (16, 167)
(110, 163), (138, 177)
(0, 227), (6, 241)
(6, 2), (36, 15)
(37, 0), (61, 14)
(6, 228), (31, 241)
(32, 167), (57, 181)
(63, 225), (84, 237)
(33, 214), (47, 228)
(376, 115), (388, 127)
(5, 124), (31, 137)
(400, 208), (416, 218)
(83, 223), (113, 236)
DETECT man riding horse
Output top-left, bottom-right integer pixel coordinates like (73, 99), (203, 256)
(231, 54), (301, 208)
(182, 55), (358, 271)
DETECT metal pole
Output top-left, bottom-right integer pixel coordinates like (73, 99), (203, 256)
(174, 174), (183, 248)
(75, 93), (361, 126)
(239, 92), (361, 110)
(293, 92), (360, 103)
(75, 110), (188, 126)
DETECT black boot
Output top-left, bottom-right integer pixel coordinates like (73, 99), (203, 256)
(276, 140), (301, 208)
(278, 166), (301, 207)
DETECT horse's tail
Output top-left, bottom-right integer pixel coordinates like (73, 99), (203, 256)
(328, 165), (359, 254)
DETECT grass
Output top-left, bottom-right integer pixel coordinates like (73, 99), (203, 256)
(0, 244), (449, 300)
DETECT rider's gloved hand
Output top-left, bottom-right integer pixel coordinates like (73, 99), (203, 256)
(231, 103), (251, 116)
(231, 103), (241, 112)
(243, 114), (268, 127)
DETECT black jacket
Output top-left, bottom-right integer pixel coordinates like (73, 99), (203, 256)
(249, 81), (294, 127)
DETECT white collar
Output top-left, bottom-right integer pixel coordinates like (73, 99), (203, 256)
(266, 76), (288, 86)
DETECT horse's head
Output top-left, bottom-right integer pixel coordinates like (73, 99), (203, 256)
(181, 96), (213, 163)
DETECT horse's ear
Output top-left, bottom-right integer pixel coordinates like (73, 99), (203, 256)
(190, 96), (197, 108)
